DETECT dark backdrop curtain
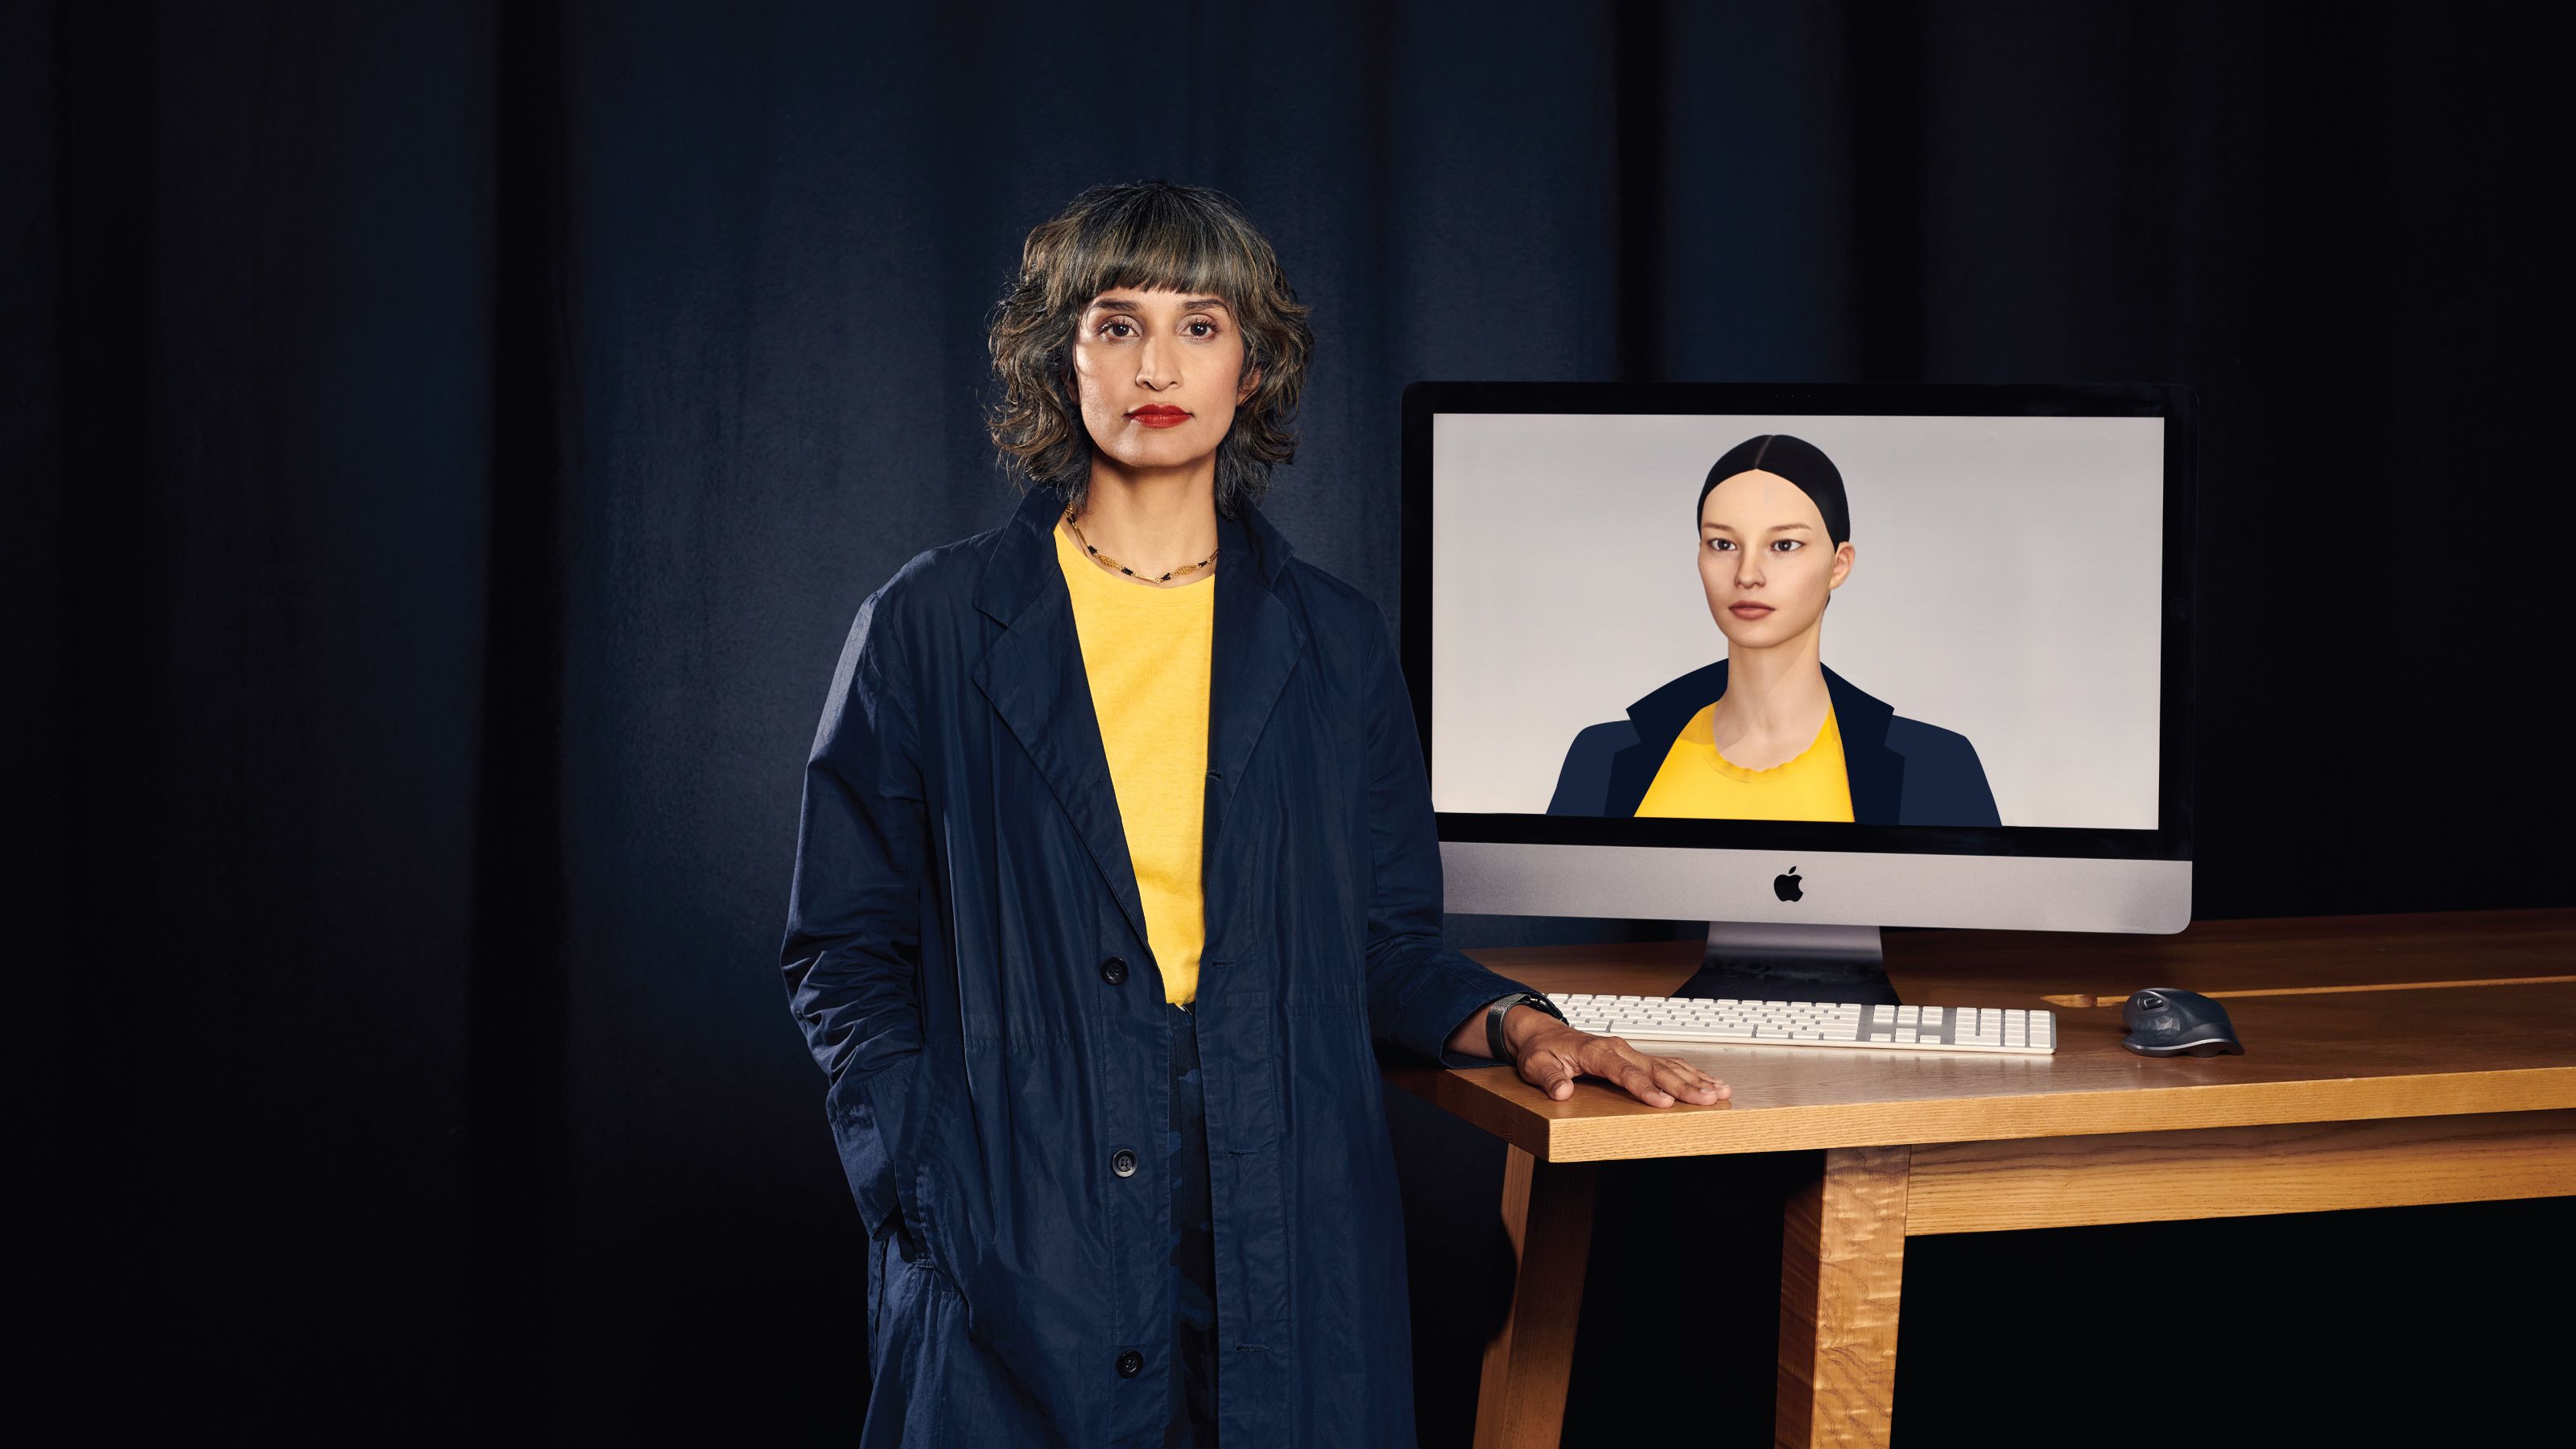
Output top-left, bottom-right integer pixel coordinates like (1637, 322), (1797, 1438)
(16, 0), (2568, 1440)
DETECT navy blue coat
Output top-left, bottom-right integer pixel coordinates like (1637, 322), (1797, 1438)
(1544, 658), (2002, 825)
(782, 482), (1543, 1447)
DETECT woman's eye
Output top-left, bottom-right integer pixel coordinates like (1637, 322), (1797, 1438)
(1185, 319), (1218, 338)
(1707, 538), (1733, 551)
(1101, 320), (1134, 338)
(1773, 539), (1802, 552)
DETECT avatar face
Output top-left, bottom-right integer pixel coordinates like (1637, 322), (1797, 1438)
(1068, 286), (1258, 476)
(1696, 469), (1856, 651)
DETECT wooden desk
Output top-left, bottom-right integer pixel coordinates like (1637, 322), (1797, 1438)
(1385, 910), (2576, 1448)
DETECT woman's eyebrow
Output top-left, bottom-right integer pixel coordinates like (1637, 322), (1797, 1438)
(1699, 519), (1813, 531)
(1088, 295), (1231, 314)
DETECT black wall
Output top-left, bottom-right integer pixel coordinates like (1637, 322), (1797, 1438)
(17, 1), (2568, 1442)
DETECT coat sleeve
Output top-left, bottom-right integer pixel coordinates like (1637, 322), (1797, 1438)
(781, 580), (933, 1241)
(1359, 611), (1543, 1069)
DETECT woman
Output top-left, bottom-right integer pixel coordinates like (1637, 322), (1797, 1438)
(1545, 433), (2001, 826)
(781, 180), (1728, 1448)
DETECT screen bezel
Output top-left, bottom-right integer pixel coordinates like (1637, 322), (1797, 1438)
(1398, 381), (2196, 863)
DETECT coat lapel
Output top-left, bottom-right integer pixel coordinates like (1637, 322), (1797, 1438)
(1821, 664), (1904, 825)
(1202, 502), (1306, 855)
(1606, 658), (1730, 815)
(968, 485), (1303, 959)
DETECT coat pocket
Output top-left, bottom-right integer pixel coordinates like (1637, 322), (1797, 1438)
(826, 1050), (919, 1244)
(831, 1046), (976, 1304)
(897, 1045), (981, 1306)
(1282, 976), (1374, 1125)
(1195, 965), (1286, 1152)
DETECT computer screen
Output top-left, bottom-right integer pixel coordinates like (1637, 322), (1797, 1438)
(1401, 383), (2194, 974)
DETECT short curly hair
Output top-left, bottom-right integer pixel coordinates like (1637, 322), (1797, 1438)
(986, 180), (1314, 518)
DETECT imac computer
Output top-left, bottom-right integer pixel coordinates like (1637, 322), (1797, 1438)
(1402, 382), (2195, 1007)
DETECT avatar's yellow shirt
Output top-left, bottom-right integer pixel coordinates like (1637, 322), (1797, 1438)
(1633, 704), (1856, 822)
(1053, 518), (1214, 1005)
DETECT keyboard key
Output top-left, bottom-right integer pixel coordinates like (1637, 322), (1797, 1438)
(1536, 993), (2050, 1054)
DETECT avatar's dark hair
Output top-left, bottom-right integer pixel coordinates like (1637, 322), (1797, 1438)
(1696, 434), (1851, 546)
(985, 180), (1314, 518)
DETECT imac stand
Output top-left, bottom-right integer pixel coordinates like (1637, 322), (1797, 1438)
(1674, 920), (1901, 1006)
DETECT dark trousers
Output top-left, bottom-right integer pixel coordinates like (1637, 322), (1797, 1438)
(1166, 1001), (1220, 1447)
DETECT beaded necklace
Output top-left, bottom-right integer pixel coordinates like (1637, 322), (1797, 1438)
(1062, 505), (1219, 584)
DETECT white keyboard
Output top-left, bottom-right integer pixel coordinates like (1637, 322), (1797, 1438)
(1549, 992), (2057, 1056)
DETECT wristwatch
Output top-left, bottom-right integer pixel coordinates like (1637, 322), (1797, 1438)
(1484, 990), (1569, 1064)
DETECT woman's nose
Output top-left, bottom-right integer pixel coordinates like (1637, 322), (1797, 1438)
(1135, 338), (1177, 389)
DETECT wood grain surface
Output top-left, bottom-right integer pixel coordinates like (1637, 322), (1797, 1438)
(1382, 910), (2576, 1162)
(1470, 1146), (1597, 1449)
(1904, 1108), (2576, 1233)
(1774, 1146), (1909, 1449)
(2044, 974), (2576, 1008)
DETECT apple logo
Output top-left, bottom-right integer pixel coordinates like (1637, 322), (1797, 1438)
(1773, 867), (1804, 903)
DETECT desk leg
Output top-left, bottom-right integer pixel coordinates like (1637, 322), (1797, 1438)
(1472, 1143), (1597, 1449)
(1775, 1145), (1910, 1449)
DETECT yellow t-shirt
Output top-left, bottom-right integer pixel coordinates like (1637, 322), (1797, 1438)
(1633, 703), (1856, 822)
(1053, 518), (1215, 1005)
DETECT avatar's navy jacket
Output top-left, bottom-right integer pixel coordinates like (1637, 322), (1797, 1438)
(1544, 658), (2001, 826)
(783, 483), (1541, 1447)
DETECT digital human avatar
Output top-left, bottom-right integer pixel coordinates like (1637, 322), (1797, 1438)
(1545, 434), (2001, 826)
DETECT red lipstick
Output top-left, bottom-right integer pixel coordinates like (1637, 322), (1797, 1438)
(1127, 405), (1191, 428)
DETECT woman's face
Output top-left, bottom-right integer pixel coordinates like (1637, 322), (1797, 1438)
(1067, 285), (1257, 479)
(1697, 469), (1856, 651)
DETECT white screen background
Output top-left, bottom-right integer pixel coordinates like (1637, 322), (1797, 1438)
(1429, 412), (2164, 829)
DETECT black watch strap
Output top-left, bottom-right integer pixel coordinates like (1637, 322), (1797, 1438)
(1484, 991), (1567, 1063)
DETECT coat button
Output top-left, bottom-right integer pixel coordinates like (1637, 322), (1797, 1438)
(1112, 1148), (1137, 1177)
(1100, 956), (1128, 985)
(1116, 1348), (1144, 1378)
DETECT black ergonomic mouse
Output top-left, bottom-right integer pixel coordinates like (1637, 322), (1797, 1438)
(2120, 988), (2245, 1057)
